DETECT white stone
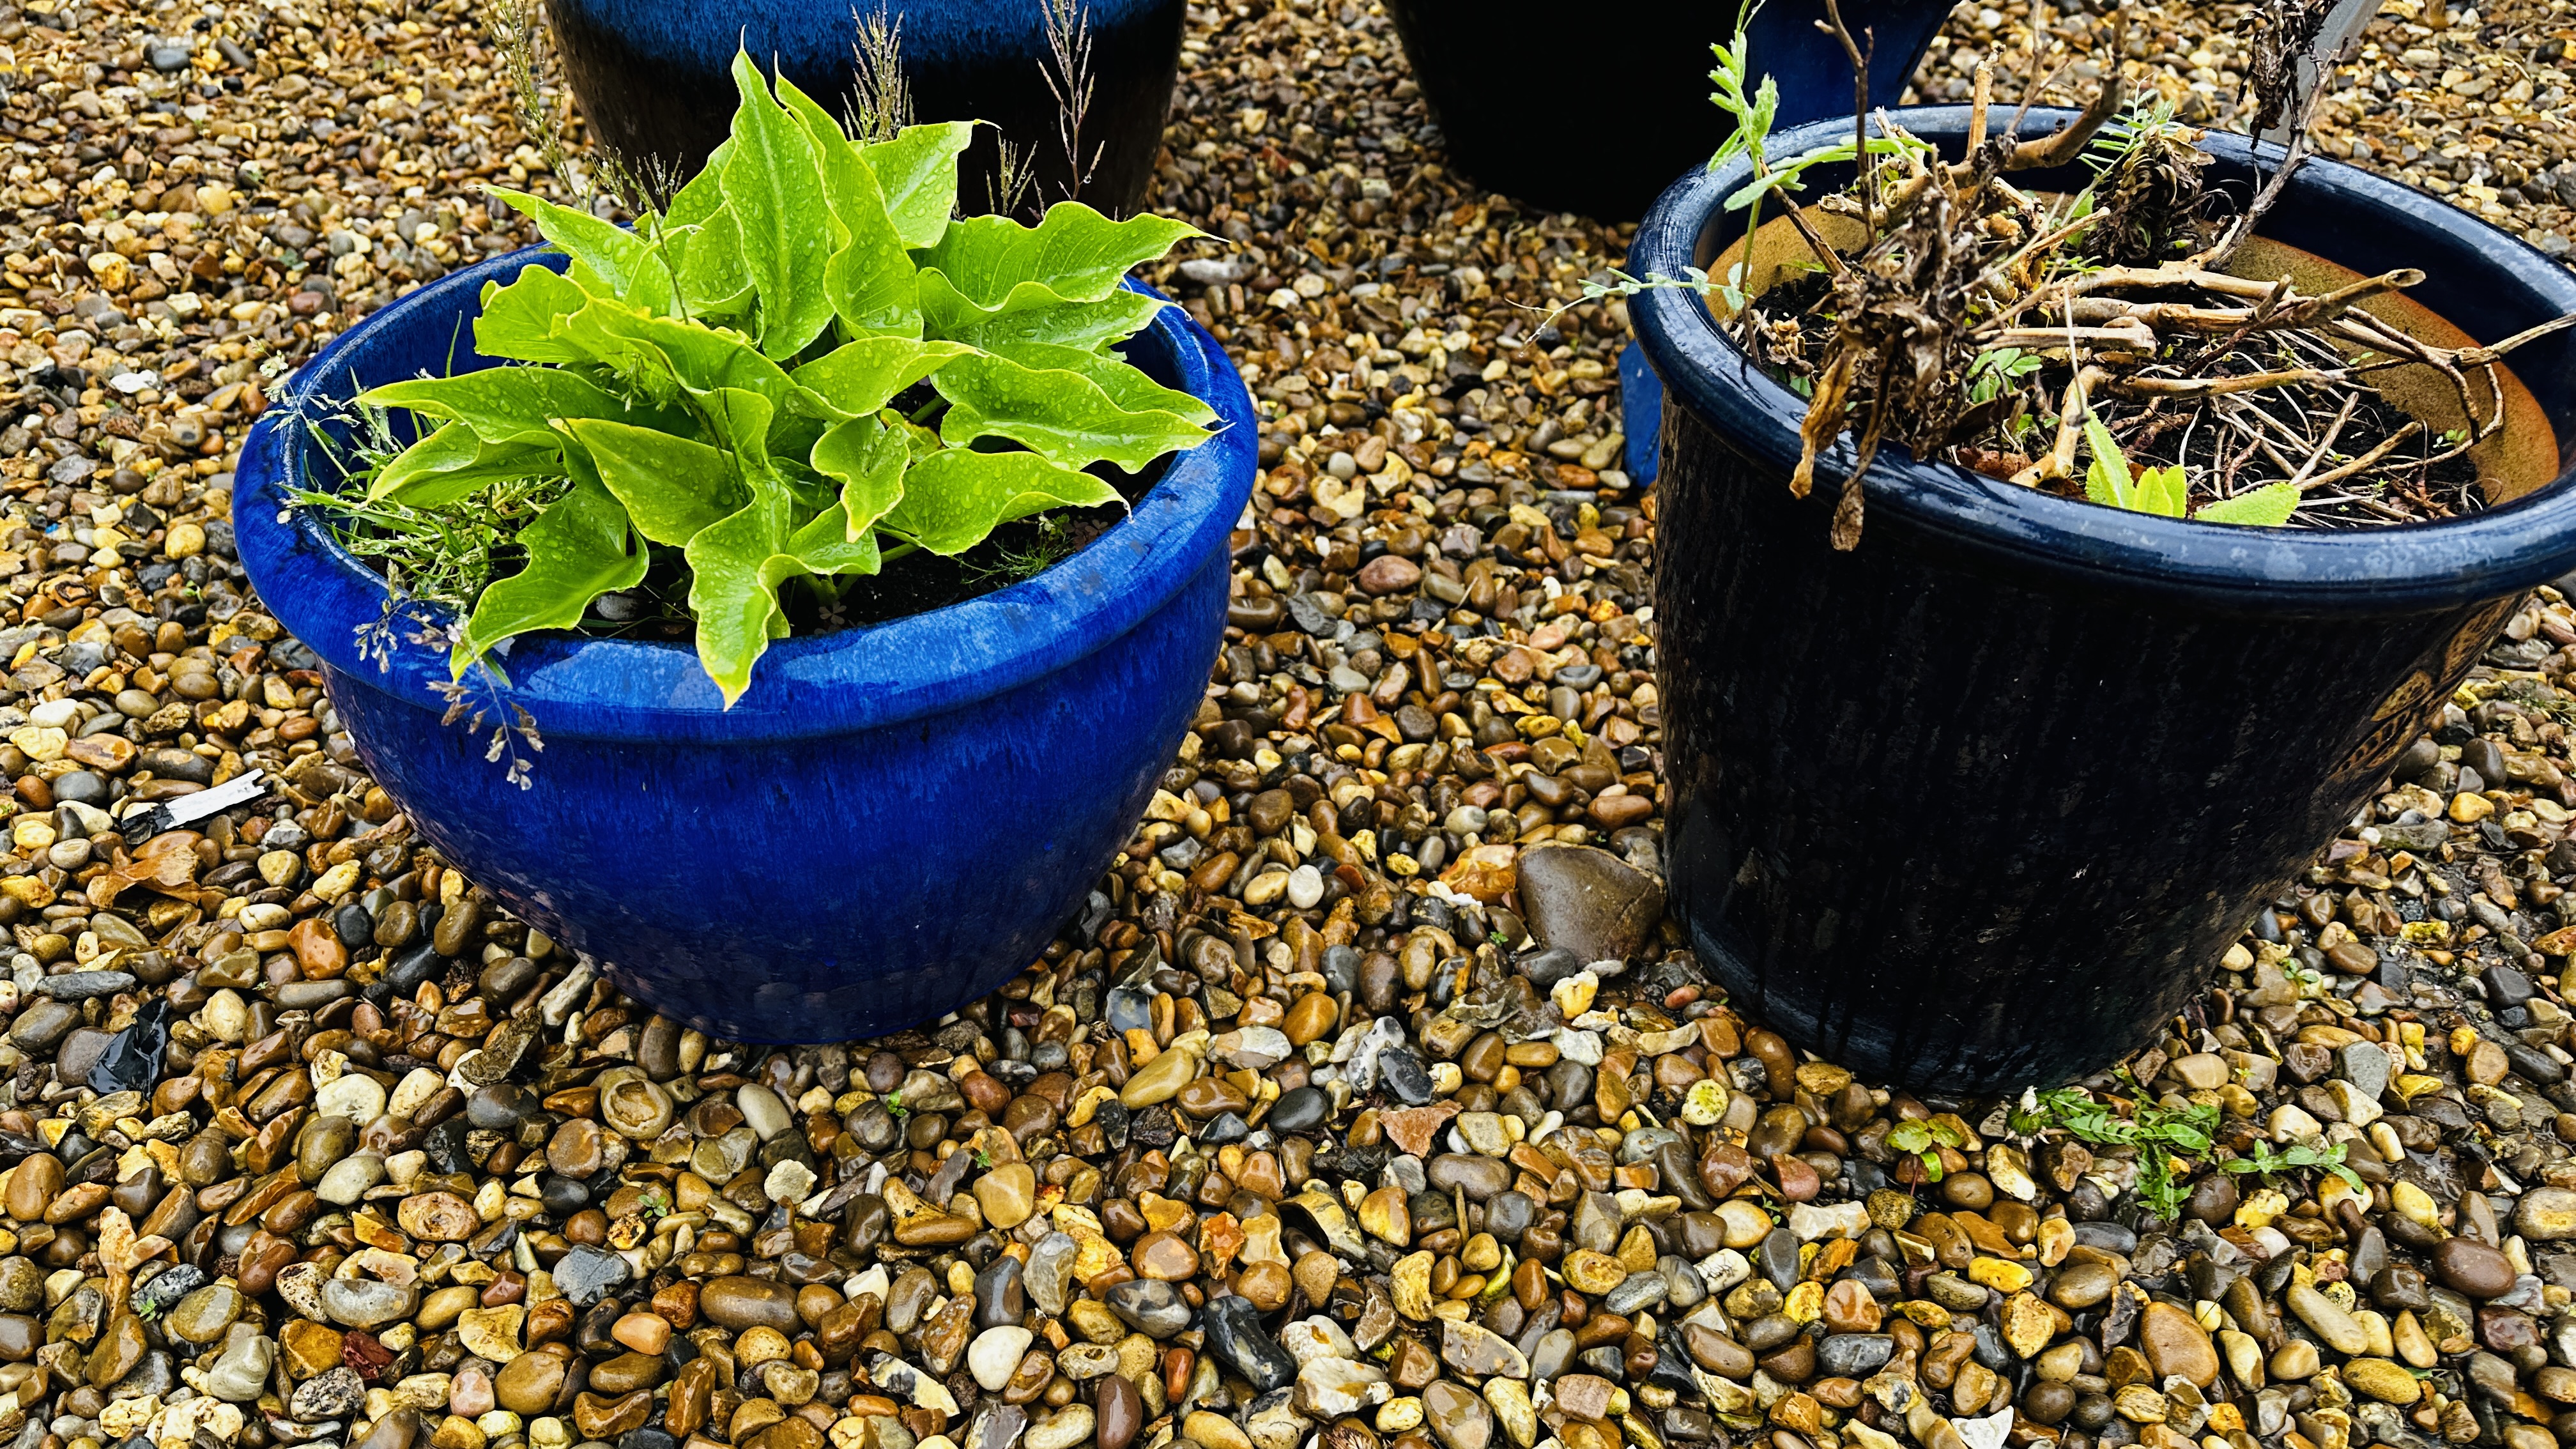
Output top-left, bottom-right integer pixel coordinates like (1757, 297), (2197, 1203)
(764, 1160), (817, 1206)
(967, 1326), (1034, 1392)
(2269, 1103), (2326, 1142)
(1292, 1358), (1390, 1418)
(1551, 1029), (1604, 1066)
(1786, 1200), (1871, 1242)
(1287, 865), (1325, 910)
(388, 1068), (446, 1119)
(2329, 1080), (2384, 1128)
(314, 1071), (387, 1123)
(316, 1152), (387, 1206)
(1696, 1250), (1752, 1294)
(735, 1082), (793, 1140)
(1280, 1316), (1360, 1366)
(1213, 1026), (1293, 1070)
(1027, 1406), (1094, 1449)
(153, 1396), (244, 1449)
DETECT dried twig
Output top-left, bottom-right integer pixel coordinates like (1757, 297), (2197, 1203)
(1998, 26), (2125, 173)
(1730, 0), (2539, 545)
(2299, 419), (2425, 489)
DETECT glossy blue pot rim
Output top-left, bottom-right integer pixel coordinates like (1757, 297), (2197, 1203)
(236, 247), (1257, 745)
(1630, 106), (2576, 617)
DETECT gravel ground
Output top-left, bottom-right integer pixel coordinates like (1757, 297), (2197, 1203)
(1, 10), (2575, 1449)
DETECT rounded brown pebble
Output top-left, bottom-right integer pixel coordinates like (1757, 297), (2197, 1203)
(4, 1154), (60, 1223)
(700, 1275), (801, 1331)
(1283, 992), (1338, 1046)
(494, 1349), (569, 1415)
(2435, 1237), (2519, 1298)
(1097, 1371), (1143, 1449)
(1133, 1231), (1200, 1280)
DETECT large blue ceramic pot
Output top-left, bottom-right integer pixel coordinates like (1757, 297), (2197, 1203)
(1381, 0), (1950, 221)
(548, 0), (1184, 217)
(236, 248), (1256, 1043)
(1632, 109), (2576, 1092)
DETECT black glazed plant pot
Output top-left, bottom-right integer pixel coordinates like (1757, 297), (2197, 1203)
(1630, 108), (2576, 1093)
(1381, 0), (1950, 221)
(547, 0), (1184, 216)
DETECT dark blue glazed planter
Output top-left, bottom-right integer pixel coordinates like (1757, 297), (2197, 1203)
(236, 248), (1256, 1043)
(1382, 0), (1950, 221)
(1633, 109), (2576, 1092)
(548, 0), (1184, 217)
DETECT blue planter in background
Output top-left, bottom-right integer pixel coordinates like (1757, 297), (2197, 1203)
(548, 0), (1186, 216)
(1381, 0), (1951, 221)
(236, 248), (1256, 1043)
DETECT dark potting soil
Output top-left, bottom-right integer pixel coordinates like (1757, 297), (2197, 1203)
(583, 459), (1166, 644)
(1740, 266), (2490, 529)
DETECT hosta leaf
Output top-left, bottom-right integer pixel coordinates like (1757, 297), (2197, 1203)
(786, 499), (884, 575)
(916, 203), (1200, 309)
(919, 272), (1166, 355)
(367, 424), (562, 509)
(863, 121), (976, 249)
(2194, 480), (2301, 526)
(994, 340), (1217, 427)
(824, 231), (924, 340)
(559, 418), (745, 545)
(933, 351), (1211, 472)
(663, 141), (734, 227)
(791, 338), (972, 421)
(772, 80), (926, 342)
(475, 265), (598, 364)
(665, 207), (755, 320)
(694, 387), (783, 486)
(721, 52), (837, 360)
(488, 186), (675, 314)
(362, 367), (636, 447)
(767, 72), (870, 224)
(809, 415), (909, 540)
(454, 476), (648, 674)
(560, 299), (795, 410)
(683, 499), (797, 706)
(885, 449), (1121, 556)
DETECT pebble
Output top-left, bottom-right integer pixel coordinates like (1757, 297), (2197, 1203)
(967, 1325), (1034, 1392)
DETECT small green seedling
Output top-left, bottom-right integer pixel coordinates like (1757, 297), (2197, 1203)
(2222, 1139), (2366, 1195)
(2085, 416), (2301, 526)
(2012, 1085), (2220, 1222)
(1887, 1116), (1969, 1183)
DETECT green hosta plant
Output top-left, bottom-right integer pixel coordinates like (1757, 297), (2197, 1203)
(329, 50), (1216, 705)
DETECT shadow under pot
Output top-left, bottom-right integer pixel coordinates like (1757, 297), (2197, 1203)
(1379, 0), (1951, 222)
(547, 0), (1186, 215)
(1627, 106), (2576, 1092)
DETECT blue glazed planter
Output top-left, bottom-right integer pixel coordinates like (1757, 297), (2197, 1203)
(235, 248), (1256, 1043)
(1632, 110), (2576, 1091)
(549, 0), (1185, 217)
(1381, 0), (1950, 221)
